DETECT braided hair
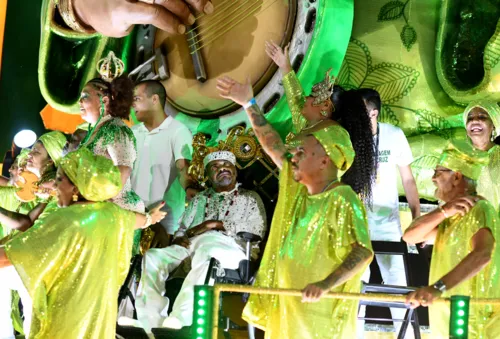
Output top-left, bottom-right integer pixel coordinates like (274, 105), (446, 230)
(331, 86), (376, 205)
(87, 75), (134, 119)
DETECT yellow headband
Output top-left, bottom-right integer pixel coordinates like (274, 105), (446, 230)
(38, 131), (67, 166)
(59, 148), (122, 202)
(311, 124), (355, 171)
(438, 140), (489, 180)
(462, 100), (500, 137)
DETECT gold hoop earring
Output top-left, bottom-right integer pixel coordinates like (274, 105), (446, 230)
(72, 194), (79, 202)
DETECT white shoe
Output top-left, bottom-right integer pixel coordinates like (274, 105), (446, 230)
(161, 316), (183, 329)
(118, 316), (144, 329)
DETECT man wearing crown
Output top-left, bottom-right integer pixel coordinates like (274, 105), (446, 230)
(121, 150), (266, 332)
(216, 76), (374, 338)
(403, 141), (500, 338)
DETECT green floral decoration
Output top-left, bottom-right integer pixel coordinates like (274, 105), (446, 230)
(378, 0), (417, 51)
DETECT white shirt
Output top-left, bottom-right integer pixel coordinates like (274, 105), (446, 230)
(174, 186), (267, 256)
(367, 122), (413, 241)
(131, 116), (192, 233)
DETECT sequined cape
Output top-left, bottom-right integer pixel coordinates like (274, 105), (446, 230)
(82, 115), (145, 254)
(477, 145), (500, 213)
(429, 200), (500, 339)
(0, 186), (37, 241)
(4, 202), (135, 339)
(242, 161), (373, 338)
(282, 70), (308, 133)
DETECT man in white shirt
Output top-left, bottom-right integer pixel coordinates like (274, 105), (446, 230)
(358, 89), (420, 337)
(131, 80), (196, 244)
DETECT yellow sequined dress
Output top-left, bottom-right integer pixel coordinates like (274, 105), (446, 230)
(477, 145), (500, 212)
(242, 161), (373, 338)
(4, 202), (135, 339)
(429, 200), (500, 339)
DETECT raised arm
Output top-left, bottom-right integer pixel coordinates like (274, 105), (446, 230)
(403, 195), (478, 244)
(265, 41), (307, 133)
(216, 77), (287, 170)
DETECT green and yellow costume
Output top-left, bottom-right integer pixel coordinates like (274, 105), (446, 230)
(463, 101), (500, 212)
(4, 148), (136, 339)
(429, 142), (500, 338)
(243, 124), (372, 338)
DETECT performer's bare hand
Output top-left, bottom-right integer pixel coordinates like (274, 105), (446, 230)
(73, 0), (214, 37)
(172, 235), (190, 248)
(301, 280), (330, 303)
(265, 40), (291, 73)
(442, 195), (479, 217)
(149, 203), (168, 225)
(405, 286), (442, 309)
(150, 223), (171, 248)
(216, 76), (254, 107)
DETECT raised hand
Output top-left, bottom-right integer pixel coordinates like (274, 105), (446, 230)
(72, 0), (214, 37)
(265, 41), (291, 73)
(442, 195), (480, 218)
(216, 76), (254, 106)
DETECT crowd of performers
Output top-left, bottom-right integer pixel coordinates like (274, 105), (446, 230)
(0, 41), (499, 339)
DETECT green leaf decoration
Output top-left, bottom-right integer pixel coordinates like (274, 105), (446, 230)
(411, 155), (439, 170)
(378, 1), (405, 22)
(400, 24), (417, 51)
(361, 63), (419, 104)
(414, 109), (453, 140)
(380, 105), (400, 126)
(484, 19), (500, 70)
(338, 39), (372, 89)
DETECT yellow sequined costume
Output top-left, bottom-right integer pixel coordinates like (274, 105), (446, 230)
(0, 186), (36, 240)
(4, 149), (136, 339)
(429, 200), (500, 338)
(282, 70), (308, 133)
(477, 145), (500, 212)
(242, 123), (372, 339)
(463, 101), (500, 212)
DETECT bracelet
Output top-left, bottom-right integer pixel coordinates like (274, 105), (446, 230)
(143, 212), (153, 228)
(57, 0), (96, 34)
(439, 205), (449, 219)
(243, 98), (257, 109)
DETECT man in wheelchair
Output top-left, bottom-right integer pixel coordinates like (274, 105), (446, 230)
(128, 150), (267, 332)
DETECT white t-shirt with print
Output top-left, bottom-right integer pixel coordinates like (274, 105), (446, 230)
(367, 122), (413, 241)
(131, 116), (192, 233)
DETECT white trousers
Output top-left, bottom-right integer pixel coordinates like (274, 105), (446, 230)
(135, 232), (246, 332)
(0, 266), (32, 339)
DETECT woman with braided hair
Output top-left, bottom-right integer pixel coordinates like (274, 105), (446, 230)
(265, 41), (376, 203)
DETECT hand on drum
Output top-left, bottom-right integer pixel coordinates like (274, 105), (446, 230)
(216, 76), (254, 107)
(73, 0), (214, 37)
(265, 41), (291, 73)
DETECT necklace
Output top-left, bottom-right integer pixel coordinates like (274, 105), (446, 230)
(304, 119), (327, 131)
(321, 178), (339, 193)
(205, 189), (238, 220)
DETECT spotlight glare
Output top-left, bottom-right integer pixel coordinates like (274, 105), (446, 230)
(14, 130), (37, 148)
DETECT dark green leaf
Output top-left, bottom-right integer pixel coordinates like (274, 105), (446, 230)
(378, 1), (405, 21)
(400, 24), (417, 51)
